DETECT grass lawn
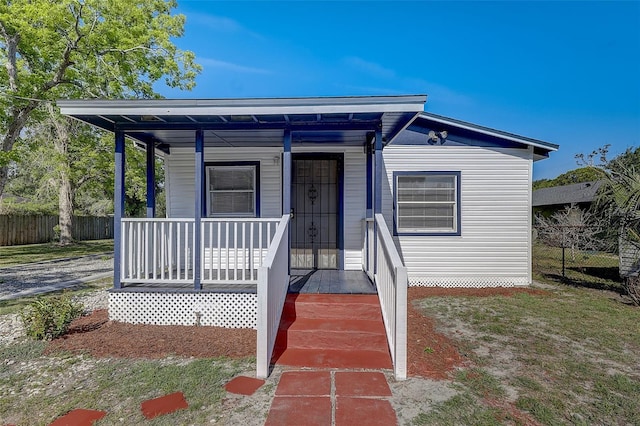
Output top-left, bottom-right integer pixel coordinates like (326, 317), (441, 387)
(532, 243), (623, 293)
(0, 240), (113, 268)
(412, 286), (640, 425)
(0, 340), (252, 425)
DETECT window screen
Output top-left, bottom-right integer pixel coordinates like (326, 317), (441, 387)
(395, 172), (459, 234)
(207, 166), (256, 216)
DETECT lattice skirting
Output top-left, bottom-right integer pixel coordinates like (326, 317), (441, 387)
(108, 292), (257, 328)
(409, 276), (529, 287)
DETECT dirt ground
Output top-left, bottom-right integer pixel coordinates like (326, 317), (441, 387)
(47, 286), (547, 380)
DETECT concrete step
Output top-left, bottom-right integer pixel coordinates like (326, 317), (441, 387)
(272, 347), (393, 370)
(277, 318), (388, 351)
(273, 293), (392, 370)
(282, 294), (382, 321)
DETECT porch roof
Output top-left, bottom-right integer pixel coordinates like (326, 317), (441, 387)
(58, 95), (427, 149)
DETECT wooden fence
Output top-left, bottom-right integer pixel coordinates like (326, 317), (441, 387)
(0, 215), (113, 246)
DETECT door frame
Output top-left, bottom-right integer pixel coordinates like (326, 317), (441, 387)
(290, 152), (344, 270)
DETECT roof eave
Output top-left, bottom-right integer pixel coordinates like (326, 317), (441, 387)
(418, 112), (559, 152)
(57, 95), (427, 117)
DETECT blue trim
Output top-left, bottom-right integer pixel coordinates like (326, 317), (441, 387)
(282, 131), (292, 274)
(373, 128), (383, 275)
(415, 112), (558, 151)
(146, 142), (156, 218)
(392, 171), (462, 237)
(374, 128), (383, 214)
(194, 129), (204, 290)
(365, 139), (373, 272)
(113, 131), (125, 289)
(114, 121), (380, 132)
(406, 124), (522, 149)
(282, 131), (292, 216)
(292, 153), (345, 269)
(204, 161), (261, 217)
(365, 138), (373, 213)
(337, 156), (345, 270)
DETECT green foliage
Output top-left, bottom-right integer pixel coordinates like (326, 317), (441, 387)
(0, 196), (57, 215)
(19, 293), (83, 340)
(533, 166), (604, 190)
(0, 0), (200, 199)
(0, 0), (200, 101)
(3, 125), (165, 217)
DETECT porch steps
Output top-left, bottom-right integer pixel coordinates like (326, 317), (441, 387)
(272, 294), (392, 370)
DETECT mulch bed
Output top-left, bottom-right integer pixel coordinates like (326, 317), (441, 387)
(46, 287), (548, 381)
(45, 309), (256, 359)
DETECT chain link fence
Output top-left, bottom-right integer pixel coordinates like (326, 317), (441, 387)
(532, 225), (623, 292)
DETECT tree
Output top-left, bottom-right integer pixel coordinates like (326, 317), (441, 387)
(580, 145), (640, 304)
(0, 0), (200, 197)
(532, 167), (604, 190)
(535, 204), (605, 261)
(6, 113), (164, 242)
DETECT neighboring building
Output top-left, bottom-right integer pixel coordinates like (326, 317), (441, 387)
(59, 95), (558, 378)
(532, 180), (602, 217)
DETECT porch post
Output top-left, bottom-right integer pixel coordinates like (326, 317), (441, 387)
(146, 142), (156, 218)
(194, 129), (204, 290)
(365, 135), (373, 272)
(374, 127), (383, 214)
(283, 130), (292, 273)
(373, 126), (383, 274)
(282, 130), (292, 215)
(113, 130), (125, 289)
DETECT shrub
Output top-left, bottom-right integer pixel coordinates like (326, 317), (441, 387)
(19, 294), (83, 340)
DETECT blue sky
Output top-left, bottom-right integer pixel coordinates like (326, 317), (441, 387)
(159, 1), (640, 180)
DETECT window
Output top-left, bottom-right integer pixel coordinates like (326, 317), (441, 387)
(206, 162), (259, 217)
(394, 171), (460, 235)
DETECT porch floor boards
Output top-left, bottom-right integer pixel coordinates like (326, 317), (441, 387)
(117, 282), (257, 293)
(117, 270), (376, 294)
(289, 270), (376, 294)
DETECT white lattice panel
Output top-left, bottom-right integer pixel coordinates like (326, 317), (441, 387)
(109, 292), (257, 328)
(409, 276), (529, 288)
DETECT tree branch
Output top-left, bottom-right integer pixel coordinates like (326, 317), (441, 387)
(0, 20), (20, 92)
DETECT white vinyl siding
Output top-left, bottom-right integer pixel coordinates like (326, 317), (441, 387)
(383, 139), (533, 287)
(165, 148), (282, 218)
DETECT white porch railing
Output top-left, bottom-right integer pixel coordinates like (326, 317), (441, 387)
(256, 214), (291, 378)
(122, 218), (195, 284)
(121, 217), (280, 285)
(366, 214), (408, 380)
(201, 218), (280, 284)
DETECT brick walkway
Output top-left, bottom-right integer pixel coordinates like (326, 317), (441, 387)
(265, 370), (397, 425)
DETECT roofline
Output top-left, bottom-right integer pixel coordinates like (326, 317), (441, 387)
(58, 95), (427, 116)
(417, 111), (559, 152)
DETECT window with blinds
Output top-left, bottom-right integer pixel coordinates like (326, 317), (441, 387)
(207, 165), (256, 217)
(394, 172), (460, 235)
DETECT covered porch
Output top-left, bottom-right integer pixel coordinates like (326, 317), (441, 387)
(59, 95), (424, 380)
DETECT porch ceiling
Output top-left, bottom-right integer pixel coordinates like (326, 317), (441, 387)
(58, 95), (427, 148)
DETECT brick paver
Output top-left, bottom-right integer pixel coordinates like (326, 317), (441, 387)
(265, 370), (397, 425)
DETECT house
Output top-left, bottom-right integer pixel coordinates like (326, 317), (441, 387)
(58, 95), (558, 379)
(532, 180), (602, 218)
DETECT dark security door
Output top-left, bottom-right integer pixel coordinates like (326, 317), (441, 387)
(291, 155), (341, 269)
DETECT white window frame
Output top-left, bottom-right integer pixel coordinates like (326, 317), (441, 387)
(393, 171), (461, 236)
(206, 164), (258, 218)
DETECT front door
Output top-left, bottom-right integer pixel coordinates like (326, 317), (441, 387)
(291, 155), (342, 269)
